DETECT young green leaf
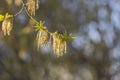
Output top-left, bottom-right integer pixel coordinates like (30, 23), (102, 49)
(0, 14), (4, 22)
(34, 20), (45, 31)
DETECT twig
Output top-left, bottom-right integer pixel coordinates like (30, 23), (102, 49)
(21, 0), (39, 24)
(20, 0), (52, 36)
(14, 3), (24, 17)
(24, 6), (39, 24)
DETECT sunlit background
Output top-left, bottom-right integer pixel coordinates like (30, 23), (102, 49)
(0, 0), (120, 80)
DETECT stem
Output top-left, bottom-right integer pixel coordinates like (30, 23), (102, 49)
(14, 3), (24, 17)
(21, 0), (39, 24)
(21, 0), (52, 36)
(24, 6), (39, 24)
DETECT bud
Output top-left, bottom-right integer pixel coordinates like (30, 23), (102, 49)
(27, 0), (39, 16)
(36, 27), (48, 49)
(2, 13), (13, 36)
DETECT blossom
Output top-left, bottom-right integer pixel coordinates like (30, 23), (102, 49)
(36, 27), (48, 49)
(27, 0), (39, 16)
(2, 13), (13, 36)
(52, 32), (67, 57)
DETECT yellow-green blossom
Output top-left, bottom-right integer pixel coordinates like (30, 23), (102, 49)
(27, 0), (39, 16)
(2, 13), (13, 36)
(52, 32), (67, 57)
(36, 27), (48, 49)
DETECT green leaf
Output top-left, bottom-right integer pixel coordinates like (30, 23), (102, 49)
(62, 32), (75, 42)
(0, 14), (4, 22)
(34, 20), (45, 31)
(68, 33), (75, 41)
(39, 21), (45, 27)
(34, 25), (40, 31)
(5, 13), (11, 18)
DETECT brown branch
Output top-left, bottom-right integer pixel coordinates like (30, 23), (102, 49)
(14, 3), (24, 17)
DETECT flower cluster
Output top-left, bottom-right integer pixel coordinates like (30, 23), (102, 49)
(0, 0), (75, 57)
(52, 32), (67, 57)
(35, 21), (48, 49)
(36, 27), (48, 49)
(27, 0), (39, 16)
(2, 13), (13, 36)
(35, 21), (75, 57)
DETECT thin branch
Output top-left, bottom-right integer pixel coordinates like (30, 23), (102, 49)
(20, 0), (52, 36)
(20, 0), (66, 40)
(21, 0), (39, 24)
(13, 0), (70, 40)
(14, 4), (24, 17)
(24, 6), (39, 24)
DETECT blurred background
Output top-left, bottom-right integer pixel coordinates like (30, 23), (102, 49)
(0, 0), (120, 80)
